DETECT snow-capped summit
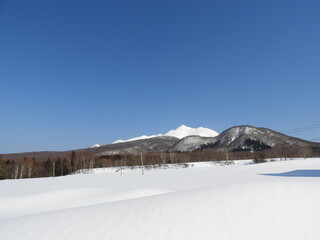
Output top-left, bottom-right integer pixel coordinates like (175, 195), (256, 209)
(90, 144), (101, 148)
(113, 134), (162, 144)
(111, 125), (218, 144)
(164, 125), (218, 139)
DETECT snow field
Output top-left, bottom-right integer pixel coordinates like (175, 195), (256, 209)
(1, 158), (320, 240)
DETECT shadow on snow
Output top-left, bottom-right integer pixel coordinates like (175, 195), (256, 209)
(260, 170), (320, 177)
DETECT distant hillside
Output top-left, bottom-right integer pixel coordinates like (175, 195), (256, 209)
(2, 125), (320, 162)
(1, 136), (180, 162)
(206, 125), (320, 152)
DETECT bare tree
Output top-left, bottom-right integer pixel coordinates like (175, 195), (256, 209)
(60, 158), (64, 176)
(140, 150), (144, 175)
(169, 151), (180, 164)
(78, 152), (95, 172)
(13, 162), (19, 179)
(0, 157), (6, 180)
(120, 156), (123, 176)
(19, 157), (28, 179)
(52, 159), (55, 178)
(160, 151), (167, 165)
(135, 147), (145, 175)
(224, 151), (234, 165)
(27, 158), (37, 178)
(274, 143), (290, 160)
(70, 151), (77, 172)
(253, 152), (266, 164)
(300, 146), (313, 159)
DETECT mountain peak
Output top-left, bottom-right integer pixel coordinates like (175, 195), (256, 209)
(110, 125), (219, 144)
(176, 125), (189, 129)
(90, 144), (101, 148)
(164, 125), (218, 139)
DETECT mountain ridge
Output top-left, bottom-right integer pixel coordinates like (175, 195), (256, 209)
(2, 125), (320, 161)
(110, 125), (218, 145)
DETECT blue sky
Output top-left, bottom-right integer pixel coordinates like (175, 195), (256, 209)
(1, 0), (320, 153)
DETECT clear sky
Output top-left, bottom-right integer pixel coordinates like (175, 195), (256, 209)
(1, 0), (320, 153)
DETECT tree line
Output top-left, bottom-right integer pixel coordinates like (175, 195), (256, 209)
(0, 144), (319, 180)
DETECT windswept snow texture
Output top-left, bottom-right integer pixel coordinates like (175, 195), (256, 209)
(112, 125), (218, 144)
(1, 159), (320, 240)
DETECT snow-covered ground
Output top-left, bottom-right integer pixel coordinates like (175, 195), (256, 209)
(1, 158), (320, 240)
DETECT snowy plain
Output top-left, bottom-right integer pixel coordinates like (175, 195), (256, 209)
(1, 158), (320, 240)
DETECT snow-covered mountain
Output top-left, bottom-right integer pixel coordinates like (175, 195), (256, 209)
(168, 125), (320, 153)
(3, 125), (320, 161)
(211, 125), (317, 152)
(85, 125), (319, 155)
(112, 125), (218, 144)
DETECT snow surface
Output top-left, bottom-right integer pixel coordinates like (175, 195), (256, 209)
(112, 125), (218, 144)
(1, 158), (320, 240)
